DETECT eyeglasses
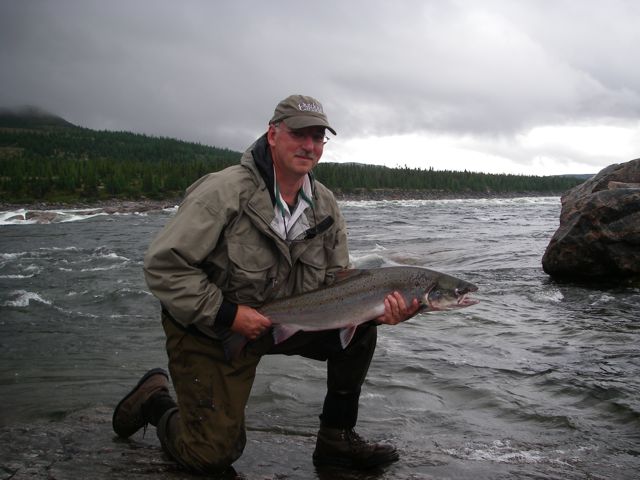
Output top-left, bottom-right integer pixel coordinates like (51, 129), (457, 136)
(278, 124), (329, 145)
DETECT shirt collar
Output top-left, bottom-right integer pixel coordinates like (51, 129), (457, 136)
(273, 172), (314, 217)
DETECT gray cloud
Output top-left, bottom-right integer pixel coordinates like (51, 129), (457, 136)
(1, 0), (638, 172)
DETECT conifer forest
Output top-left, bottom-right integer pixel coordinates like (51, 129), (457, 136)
(0, 112), (584, 204)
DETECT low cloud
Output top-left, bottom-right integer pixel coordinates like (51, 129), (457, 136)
(1, 0), (638, 174)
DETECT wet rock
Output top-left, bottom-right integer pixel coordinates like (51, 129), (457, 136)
(100, 200), (178, 215)
(542, 158), (640, 280)
(0, 407), (318, 480)
(24, 210), (59, 224)
(0, 407), (181, 480)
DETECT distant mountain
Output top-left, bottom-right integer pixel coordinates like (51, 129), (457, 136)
(0, 110), (242, 203)
(0, 106), (76, 129)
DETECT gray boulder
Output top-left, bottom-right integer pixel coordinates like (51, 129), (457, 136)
(542, 158), (640, 280)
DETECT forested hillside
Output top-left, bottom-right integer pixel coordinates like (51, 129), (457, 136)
(0, 110), (584, 203)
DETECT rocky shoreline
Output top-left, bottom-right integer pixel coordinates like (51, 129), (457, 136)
(0, 198), (183, 214)
(0, 190), (563, 215)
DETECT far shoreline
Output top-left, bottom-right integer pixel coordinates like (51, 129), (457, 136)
(0, 190), (565, 213)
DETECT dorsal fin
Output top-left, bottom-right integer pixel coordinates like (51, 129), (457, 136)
(334, 268), (367, 283)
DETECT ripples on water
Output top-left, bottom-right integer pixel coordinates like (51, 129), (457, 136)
(1, 197), (638, 479)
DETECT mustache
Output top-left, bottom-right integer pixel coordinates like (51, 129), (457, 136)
(294, 151), (317, 161)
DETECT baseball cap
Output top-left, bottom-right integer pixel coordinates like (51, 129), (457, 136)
(269, 94), (336, 135)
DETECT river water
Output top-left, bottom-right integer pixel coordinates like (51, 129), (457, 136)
(1, 197), (638, 479)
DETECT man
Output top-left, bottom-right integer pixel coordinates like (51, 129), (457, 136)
(112, 94), (419, 474)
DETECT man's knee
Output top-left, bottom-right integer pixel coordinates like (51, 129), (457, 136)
(157, 408), (246, 474)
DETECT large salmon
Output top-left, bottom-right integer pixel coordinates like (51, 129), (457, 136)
(223, 266), (478, 359)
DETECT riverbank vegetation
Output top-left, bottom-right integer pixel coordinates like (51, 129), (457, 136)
(0, 109), (585, 204)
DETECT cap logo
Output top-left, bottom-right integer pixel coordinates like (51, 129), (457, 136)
(298, 102), (323, 114)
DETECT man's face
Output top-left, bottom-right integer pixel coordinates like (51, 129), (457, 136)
(268, 121), (326, 178)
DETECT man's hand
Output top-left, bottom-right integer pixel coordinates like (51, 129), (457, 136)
(231, 305), (272, 340)
(376, 291), (421, 325)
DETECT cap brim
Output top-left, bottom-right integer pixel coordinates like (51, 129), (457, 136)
(283, 116), (337, 135)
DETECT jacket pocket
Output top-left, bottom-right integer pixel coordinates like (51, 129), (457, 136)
(226, 242), (277, 304)
(295, 239), (328, 293)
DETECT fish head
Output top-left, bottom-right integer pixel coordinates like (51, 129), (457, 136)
(423, 274), (479, 311)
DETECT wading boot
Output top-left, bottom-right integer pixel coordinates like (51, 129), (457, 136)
(112, 368), (171, 438)
(312, 426), (399, 470)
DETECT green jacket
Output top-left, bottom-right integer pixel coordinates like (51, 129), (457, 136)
(143, 134), (349, 340)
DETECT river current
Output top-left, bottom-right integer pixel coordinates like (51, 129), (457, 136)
(1, 197), (638, 479)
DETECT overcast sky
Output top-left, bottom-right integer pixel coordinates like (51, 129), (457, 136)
(1, 0), (638, 176)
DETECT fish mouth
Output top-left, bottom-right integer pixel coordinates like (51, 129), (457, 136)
(455, 285), (479, 306)
(457, 292), (479, 307)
